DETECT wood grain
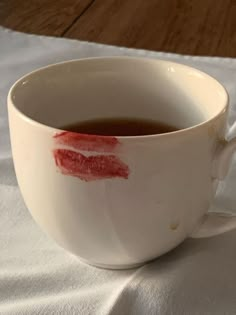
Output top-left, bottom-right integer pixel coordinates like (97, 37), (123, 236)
(0, 0), (94, 36)
(65, 0), (236, 57)
(0, 0), (235, 56)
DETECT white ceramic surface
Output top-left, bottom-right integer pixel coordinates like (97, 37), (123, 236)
(8, 57), (236, 269)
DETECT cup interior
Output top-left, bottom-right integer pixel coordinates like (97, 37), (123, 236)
(9, 57), (228, 132)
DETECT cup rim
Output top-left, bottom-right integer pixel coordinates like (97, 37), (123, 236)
(8, 56), (229, 139)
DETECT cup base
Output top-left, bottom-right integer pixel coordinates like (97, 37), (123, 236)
(78, 257), (146, 270)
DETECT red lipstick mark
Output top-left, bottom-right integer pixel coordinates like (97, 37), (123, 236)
(54, 132), (119, 153)
(53, 132), (129, 181)
(53, 149), (129, 181)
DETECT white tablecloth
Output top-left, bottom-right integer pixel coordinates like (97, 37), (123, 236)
(1, 27), (236, 315)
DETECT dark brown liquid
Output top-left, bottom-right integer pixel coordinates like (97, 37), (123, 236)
(61, 118), (179, 136)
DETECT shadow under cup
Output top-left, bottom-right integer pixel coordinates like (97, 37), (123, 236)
(8, 58), (228, 269)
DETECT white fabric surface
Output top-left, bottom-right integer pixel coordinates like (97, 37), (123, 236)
(1, 27), (236, 315)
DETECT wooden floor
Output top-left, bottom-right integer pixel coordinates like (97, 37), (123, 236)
(0, 0), (236, 57)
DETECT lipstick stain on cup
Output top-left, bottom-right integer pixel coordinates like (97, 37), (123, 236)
(54, 131), (120, 153)
(53, 132), (129, 181)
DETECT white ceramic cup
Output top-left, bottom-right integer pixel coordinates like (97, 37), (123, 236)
(8, 57), (236, 269)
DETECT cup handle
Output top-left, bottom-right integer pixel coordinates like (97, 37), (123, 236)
(191, 211), (236, 238)
(191, 138), (236, 238)
(212, 138), (236, 180)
